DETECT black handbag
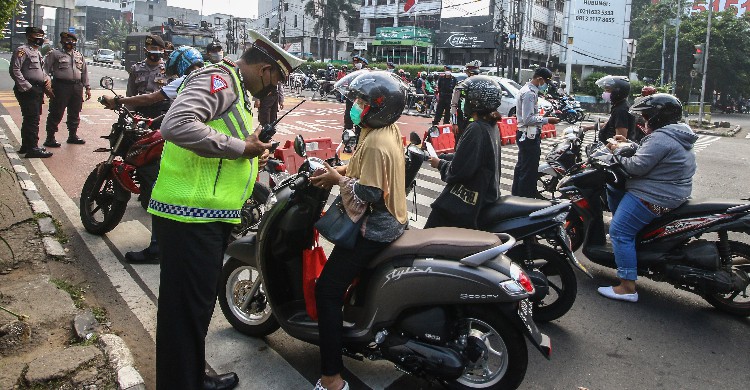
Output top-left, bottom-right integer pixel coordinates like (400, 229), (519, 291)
(314, 196), (364, 249)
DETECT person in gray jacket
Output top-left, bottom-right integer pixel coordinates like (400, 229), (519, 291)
(598, 94), (697, 303)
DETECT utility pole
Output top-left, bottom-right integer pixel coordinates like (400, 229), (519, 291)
(671, 0), (682, 94)
(277, 0), (284, 45)
(698, 1), (713, 121)
(660, 24), (666, 86)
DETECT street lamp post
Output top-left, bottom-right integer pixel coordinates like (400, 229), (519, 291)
(698, 0), (714, 121)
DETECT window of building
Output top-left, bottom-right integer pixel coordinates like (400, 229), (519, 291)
(294, 15), (298, 28)
(553, 26), (562, 42)
(532, 20), (548, 39)
(555, 0), (565, 12)
(148, 15), (153, 21)
(149, 4), (153, 10)
(535, 0), (550, 7)
(377, 0), (387, 5)
(265, 18), (269, 28)
(284, 3), (289, 11)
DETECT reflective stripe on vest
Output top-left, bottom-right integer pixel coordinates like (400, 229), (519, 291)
(148, 63), (257, 224)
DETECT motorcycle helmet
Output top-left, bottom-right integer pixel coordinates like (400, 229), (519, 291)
(166, 45), (204, 77)
(345, 71), (407, 129)
(595, 75), (630, 102)
(641, 86), (658, 96)
(629, 93), (683, 131)
(456, 75), (504, 117)
(333, 69), (369, 94)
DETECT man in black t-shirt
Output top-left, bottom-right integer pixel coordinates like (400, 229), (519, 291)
(584, 75), (639, 142)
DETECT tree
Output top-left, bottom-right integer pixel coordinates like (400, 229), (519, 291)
(633, 4), (750, 102)
(0, 0), (23, 40)
(304, 0), (359, 61)
(97, 17), (128, 52)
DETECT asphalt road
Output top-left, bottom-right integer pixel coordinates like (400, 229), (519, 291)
(1, 60), (749, 389)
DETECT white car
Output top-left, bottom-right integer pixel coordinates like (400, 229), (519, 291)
(491, 76), (554, 118)
(93, 49), (115, 64)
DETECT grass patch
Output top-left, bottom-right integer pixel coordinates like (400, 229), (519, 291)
(51, 218), (68, 244)
(50, 278), (86, 309)
(91, 306), (108, 323)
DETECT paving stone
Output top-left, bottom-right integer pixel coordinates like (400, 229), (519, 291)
(0, 360), (25, 389)
(37, 217), (57, 235)
(25, 345), (100, 383)
(74, 309), (98, 340)
(42, 237), (65, 256)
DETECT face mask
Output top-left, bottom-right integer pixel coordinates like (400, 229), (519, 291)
(602, 92), (612, 102)
(350, 103), (364, 126)
(63, 42), (75, 50)
(209, 52), (223, 63)
(146, 50), (163, 62)
(31, 37), (44, 47)
(254, 68), (277, 98)
(539, 83), (548, 93)
(354, 62), (363, 70)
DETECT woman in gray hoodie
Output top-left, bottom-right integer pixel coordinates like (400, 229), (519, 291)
(598, 94), (698, 302)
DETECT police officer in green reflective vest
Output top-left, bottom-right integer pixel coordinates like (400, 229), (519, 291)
(147, 30), (303, 390)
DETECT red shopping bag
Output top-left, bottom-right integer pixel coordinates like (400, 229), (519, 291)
(303, 230), (327, 320)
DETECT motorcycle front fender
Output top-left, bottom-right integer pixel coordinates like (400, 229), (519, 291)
(225, 234), (257, 266)
(538, 162), (557, 176)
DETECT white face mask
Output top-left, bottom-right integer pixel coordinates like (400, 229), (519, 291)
(602, 91), (612, 102)
(209, 52), (223, 63)
(354, 62), (363, 70)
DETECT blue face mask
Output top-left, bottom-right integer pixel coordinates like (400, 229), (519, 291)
(539, 83), (548, 93)
(350, 103), (363, 126)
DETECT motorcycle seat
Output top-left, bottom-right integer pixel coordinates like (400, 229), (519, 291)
(369, 227), (500, 269)
(481, 195), (554, 222)
(668, 199), (745, 217)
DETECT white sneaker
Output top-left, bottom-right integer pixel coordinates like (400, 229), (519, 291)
(314, 379), (349, 390)
(597, 286), (638, 302)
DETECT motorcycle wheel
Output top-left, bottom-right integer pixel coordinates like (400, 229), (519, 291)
(703, 240), (750, 316)
(536, 172), (560, 200)
(218, 257), (279, 337)
(446, 305), (527, 390)
(507, 243), (577, 322)
(79, 167), (130, 235)
(576, 110), (586, 122)
(230, 182), (271, 241)
(564, 111), (578, 124)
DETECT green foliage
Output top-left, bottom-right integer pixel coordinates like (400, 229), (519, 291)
(0, 0), (21, 40)
(633, 4), (750, 101)
(97, 17), (128, 52)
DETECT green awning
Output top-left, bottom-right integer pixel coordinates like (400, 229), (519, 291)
(372, 39), (432, 47)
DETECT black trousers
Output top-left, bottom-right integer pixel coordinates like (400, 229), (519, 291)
(45, 81), (83, 139)
(257, 91), (279, 126)
(432, 96), (451, 125)
(153, 216), (233, 390)
(511, 130), (542, 198)
(344, 98), (354, 130)
(316, 236), (389, 376)
(14, 86), (43, 149)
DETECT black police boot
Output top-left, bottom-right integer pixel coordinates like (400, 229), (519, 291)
(43, 137), (61, 148)
(67, 136), (86, 144)
(18, 145), (28, 154)
(203, 372), (239, 390)
(124, 247), (159, 264)
(23, 147), (52, 158)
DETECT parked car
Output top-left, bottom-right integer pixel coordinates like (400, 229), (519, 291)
(490, 76), (554, 117)
(93, 49), (115, 64)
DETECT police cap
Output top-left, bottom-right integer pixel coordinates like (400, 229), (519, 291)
(246, 30), (303, 79)
(25, 26), (44, 35)
(207, 41), (223, 52)
(60, 32), (77, 41)
(144, 34), (165, 48)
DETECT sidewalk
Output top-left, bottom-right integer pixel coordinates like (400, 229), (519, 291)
(0, 127), (144, 389)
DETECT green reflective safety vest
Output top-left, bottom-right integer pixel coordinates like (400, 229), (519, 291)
(147, 61), (257, 224)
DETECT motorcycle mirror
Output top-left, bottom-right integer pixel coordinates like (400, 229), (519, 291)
(501, 90), (509, 97)
(293, 135), (307, 158)
(342, 129), (355, 143)
(99, 76), (114, 91)
(409, 131), (421, 146)
(428, 125), (440, 139)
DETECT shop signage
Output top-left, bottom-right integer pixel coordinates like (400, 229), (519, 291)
(376, 27), (433, 42)
(373, 39), (432, 47)
(436, 32), (496, 49)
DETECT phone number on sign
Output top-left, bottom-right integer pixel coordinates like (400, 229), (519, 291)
(575, 15), (616, 23)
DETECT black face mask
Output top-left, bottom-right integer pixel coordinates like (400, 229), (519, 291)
(146, 50), (163, 62)
(31, 38), (44, 47)
(63, 42), (75, 50)
(253, 68), (277, 98)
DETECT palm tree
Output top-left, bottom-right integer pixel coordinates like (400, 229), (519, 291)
(304, 0), (359, 61)
(97, 17), (128, 51)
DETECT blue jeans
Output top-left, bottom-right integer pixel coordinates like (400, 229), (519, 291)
(609, 192), (659, 281)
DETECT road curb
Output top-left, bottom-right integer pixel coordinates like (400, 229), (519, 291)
(694, 124), (742, 137)
(87, 60), (126, 71)
(0, 125), (147, 390)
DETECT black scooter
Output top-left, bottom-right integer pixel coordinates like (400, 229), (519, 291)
(219, 135), (551, 389)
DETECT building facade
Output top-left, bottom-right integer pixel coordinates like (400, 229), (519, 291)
(73, 0), (121, 43)
(120, 0), (202, 33)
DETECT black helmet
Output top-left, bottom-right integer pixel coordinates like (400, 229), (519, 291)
(457, 76), (504, 117)
(629, 93), (682, 131)
(596, 75), (630, 102)
(346, 71), (407, 128)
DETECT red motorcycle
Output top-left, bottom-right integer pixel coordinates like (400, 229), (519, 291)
(80, 77), (166, 234)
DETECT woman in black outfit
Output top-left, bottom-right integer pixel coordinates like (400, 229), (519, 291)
(424, 76), (505, 229)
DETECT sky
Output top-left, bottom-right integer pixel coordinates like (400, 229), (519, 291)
(174, 0), (259, 19)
